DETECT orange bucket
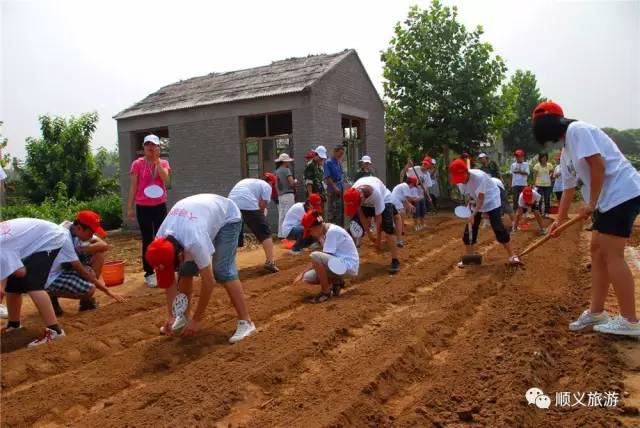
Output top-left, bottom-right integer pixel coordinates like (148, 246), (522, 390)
(102, 260), (125, 287)
(519, 222), (530, 231)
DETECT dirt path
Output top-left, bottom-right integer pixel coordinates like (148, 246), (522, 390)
(1, 213), (638, 427)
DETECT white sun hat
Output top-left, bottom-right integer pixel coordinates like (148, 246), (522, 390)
(314, 145), (328, 159)
(360, 155), (372, 164)
(275, 153), (293, 163)
(478, 153), (488, 159)
(143, 134), (160, 145)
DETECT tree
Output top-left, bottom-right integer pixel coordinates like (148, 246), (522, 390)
(602, 128), (640, 156)
(382, 1), (507, 159)
(500, 70), (544, 154)
(20, 112), (102, 203)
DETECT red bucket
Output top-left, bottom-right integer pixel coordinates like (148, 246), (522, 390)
(103, 260), (125, 287)
(549, 206), (559, 214)
(281, 239), (295, 250)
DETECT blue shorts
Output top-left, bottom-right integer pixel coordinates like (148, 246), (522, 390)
(179, 221), (242, 283)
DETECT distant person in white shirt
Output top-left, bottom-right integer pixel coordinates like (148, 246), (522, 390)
(552, 151), (563, 202)
(281, 193), (323, 255)
(513, 186), (546, 235)
(510, 149), (529, 212)
(229, 175), (279, 273)
(449, 160), (520, 267)
(293, 210), (359, 303)
(533, 100), (640, 337)
(145, 194), (255, 343)
(391, 176), (420, 247)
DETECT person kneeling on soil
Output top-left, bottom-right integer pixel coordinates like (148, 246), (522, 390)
(145, 193), (256, 343)
(282, 193), (323, 255)
(228, 175), (279, 273)
(449, 159), (520, 267)
(513, 186), (546, 235)
(344, 176), (401, 274)
(532, 101), (640, 336)
(293, 210), (359, 303)
(0, 218), (72, 347)
(48, 211), (126, 316)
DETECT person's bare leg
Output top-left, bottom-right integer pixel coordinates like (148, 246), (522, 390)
(311, 259), (331, 293)
(262, 238), (275, 263)
(601, 233), (637, 322)
(589, 232), (610, 315)
(28, 290), (58, 326)
(388, 233), (399, 259)
(91, 252), (106, 278)
(514, 209), (522, 230)
(501, 242), (515, 258)
(394, 214), (403, 242)
(222, 279), (251, 321)
(6, 292), (22, 324)
(179, 276), (194, 316)
(534, 211), (545, 229)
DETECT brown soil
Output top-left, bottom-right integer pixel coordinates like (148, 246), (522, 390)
(1, 213), (638, 427)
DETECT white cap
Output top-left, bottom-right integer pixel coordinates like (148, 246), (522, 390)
(431, 158), (436, 165)
(360, 155), (372, 164)
(478, 153), (488, 159)
(143, 134), (160, 145)
(275, 153), (293, 163)
(314, 145), (328, 159)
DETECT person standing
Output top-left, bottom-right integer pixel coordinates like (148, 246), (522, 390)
(510, 149), (529, 213)
(127, 134), (171, 288)
(533, 153), (553, 218)
(228, 175), (279, 273)
(304, 146), (327, 203)
(274, 153), (297, 239)
(145, 194), (256, 343)
(478, 153), (501, 178)
(401, 157), (433, 230)
(532, 100), (640, 336)
(324, 145), (345, 226)
(354, 155), (374, 181)
(428, 158), (440, 212)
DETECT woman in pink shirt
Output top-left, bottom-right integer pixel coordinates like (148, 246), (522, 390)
(127, 134), (171, 287)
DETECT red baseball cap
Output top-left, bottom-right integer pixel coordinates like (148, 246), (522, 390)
(343, 187), (362, 218)
(555, 152), (562, 161)
(301, 210), (323, 237)
(305, 150), (316, 160)
(422, 156), (433, 167)
(449, 159), (469, 185)
(522, 186), (534, 205)
(407, 176), (418, 187)
(532, 101), (564, 121)
(145, 237), (177, 289)
(514, 149), (525, 157)
(308, 193), (323, 212)
(76, 210), (107, 238)
(264, 172), (276, 186)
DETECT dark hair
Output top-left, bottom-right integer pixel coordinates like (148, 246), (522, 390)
(538, 153), (548, 162)
(166, 235), (184, 269)
(73, 220), (91, 232)
(334, 144), (345, 152)
(532, 115), (575, 144)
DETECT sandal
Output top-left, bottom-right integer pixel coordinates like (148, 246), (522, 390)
(305, 292), (332, 304)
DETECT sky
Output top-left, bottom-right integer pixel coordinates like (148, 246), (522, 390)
(1, 0), (639, 159)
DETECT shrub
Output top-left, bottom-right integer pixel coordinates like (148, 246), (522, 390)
(0, 193), (122, 230)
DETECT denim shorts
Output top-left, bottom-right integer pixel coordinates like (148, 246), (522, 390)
(178, 221), (242, 283)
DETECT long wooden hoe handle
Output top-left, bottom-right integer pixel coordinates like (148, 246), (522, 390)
(518, 216), (583, 258)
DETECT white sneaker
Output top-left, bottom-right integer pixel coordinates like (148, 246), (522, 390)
(0, 304), (8, 319)
(27, 328), (66, 347)
(569, 310), (610, 331)
(593, 315), (640, 337)
(1, 325), (23, 333)
(144, 274), (157, 288)
(229, 320), (256, 344)
(171, 315), (188, 334)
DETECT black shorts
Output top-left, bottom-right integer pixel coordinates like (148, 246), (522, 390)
(240, 210), (272, 243)
(593, 196), (640, 238)
(355, 204), (396, 235)
(5, 249), (61, 293)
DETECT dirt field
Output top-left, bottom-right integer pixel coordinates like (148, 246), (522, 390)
(2, 212), (639, 427)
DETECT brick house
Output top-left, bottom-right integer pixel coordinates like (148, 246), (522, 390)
(114, 49), (385, 226)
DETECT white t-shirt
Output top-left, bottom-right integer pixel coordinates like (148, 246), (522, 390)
(490, 177), (505, 191)
(553, 165), (563, 192)
(281, 202), (306, 237)
(391, 183), (413, 211)
(510, 162), (530, 187)
(323, 224), (359, 275)
(228, 178), (272, 211)
(353, 176), (387, 216)
(561, 121), (640, 212)
(0, 166), (6, 181)
(157, 194), (242, 269)
(457, 169), (501, 213)
(0, 218), (78, 282)
(406, 167), (432, 196)
(518, 189), (542, 208)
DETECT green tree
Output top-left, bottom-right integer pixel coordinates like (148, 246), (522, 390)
(500, 70), (544, 154)
(382, 1), (507, 158)
(602, 128), (640, 155)
(20, 112), (102, 203)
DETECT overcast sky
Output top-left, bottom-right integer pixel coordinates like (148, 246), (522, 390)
(2, 0), (639, 159)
